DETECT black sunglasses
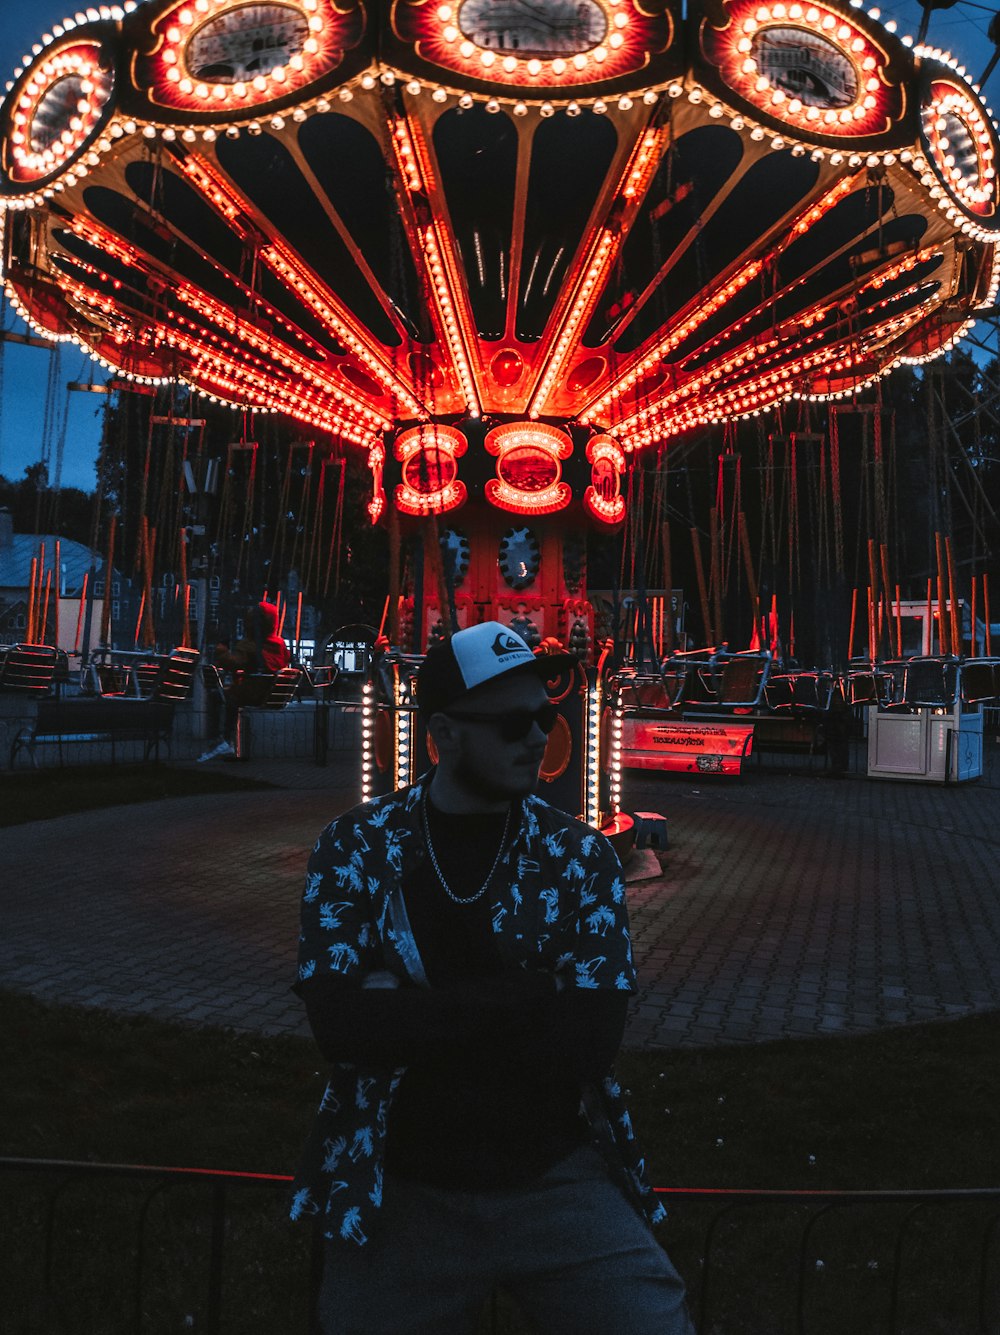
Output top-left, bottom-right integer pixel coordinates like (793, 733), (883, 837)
(446, 702), (560, 741)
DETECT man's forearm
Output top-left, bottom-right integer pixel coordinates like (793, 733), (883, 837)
(299, 971), (556, 1067)
(300, 973), (628, 1082)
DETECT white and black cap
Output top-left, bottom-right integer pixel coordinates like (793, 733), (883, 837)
(416, 621), (575, 719)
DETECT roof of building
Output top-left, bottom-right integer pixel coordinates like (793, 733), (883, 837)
(0, 533), (106, 595)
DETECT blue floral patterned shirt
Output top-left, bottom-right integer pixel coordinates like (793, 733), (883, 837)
(290, 771), (666, 1245)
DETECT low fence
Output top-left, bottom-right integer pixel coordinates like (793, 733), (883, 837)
(3, 1158), (998, 1334)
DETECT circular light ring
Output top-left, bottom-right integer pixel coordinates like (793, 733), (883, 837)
(393, 421), (468, 460)
(5, 40), (115, 185)
(138, 0), (365, 116)
(701, 0), (903, 140)
(393, 422), (468, 516)
(584, 432), (626, 524)
(391, 0), (672, 92)
(484, 420), (573, 459)
(920, 76), (999, 220)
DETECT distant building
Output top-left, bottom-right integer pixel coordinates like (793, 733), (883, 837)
(0, 507), (110, 651)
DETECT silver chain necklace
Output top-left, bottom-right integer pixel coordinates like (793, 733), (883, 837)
(421, 792), (512, 906)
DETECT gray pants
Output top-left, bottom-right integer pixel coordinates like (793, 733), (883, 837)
(319, 1146), (695, 1335)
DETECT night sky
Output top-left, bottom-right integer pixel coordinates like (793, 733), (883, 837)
(1, 0), (999, 493)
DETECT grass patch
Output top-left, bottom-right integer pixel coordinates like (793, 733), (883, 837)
(3, 991), (999, 1333)
(0, 763), (276, 827)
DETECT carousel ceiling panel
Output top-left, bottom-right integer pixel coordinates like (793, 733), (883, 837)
(608, 146), (819, 356)
(297, 111), (427, 338)
(582, 124), (744, 348)
(513, 113), (619, 342)
(120, 158), (352, 358)
(432, 104), (518, 341)
(80, 182), (280, 332)
(1, 1), (999, 450)
(214, 128), (402, 346)
(676, 213), (935, 370)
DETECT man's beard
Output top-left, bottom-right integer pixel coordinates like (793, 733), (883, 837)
(452, 751), (539, 804)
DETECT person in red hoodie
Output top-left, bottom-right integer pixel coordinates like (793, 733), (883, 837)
(197, 599), (290, 761)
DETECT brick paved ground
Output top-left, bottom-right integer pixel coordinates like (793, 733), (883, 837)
(3, 752), (999, 1049)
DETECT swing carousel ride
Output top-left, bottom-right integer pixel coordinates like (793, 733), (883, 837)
(2, 0), (999, 808)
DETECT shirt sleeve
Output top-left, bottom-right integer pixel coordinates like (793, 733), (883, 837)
(565, 830), (636, 993)
(297, 817), (382, 988)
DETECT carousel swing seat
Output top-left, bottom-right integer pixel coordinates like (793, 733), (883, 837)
(903, 657), (959, 710)
(959, 660), (1000, 705)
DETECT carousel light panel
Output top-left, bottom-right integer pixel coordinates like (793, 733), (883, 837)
(391, 0), (672, 90)
(484, 421), (572, 515)
(360, 678), (376, 804)
(367, 440), (387, 522)
(583, 433), (626, 524)
(1, 0), (998, 492)
(6, 41), (114, 183)
(139, 0), (364, 114)
(920, 80), (998, 218)
(393, 423), (468, 516)
(701, 0), (901, 140)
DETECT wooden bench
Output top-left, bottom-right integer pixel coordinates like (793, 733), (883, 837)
(10, 697), (176, 768)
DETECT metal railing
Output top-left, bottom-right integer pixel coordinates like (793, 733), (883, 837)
(3, 1158), (998, 1334)
(656, 1185), (1000, 1334)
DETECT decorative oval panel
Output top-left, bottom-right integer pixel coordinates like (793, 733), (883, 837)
(702, 0), (902, 140)
(137, 0), (364, 115)
(391, 0), (672, 90)
(4, 41), (114, 185)
(920, 77), (999, 220)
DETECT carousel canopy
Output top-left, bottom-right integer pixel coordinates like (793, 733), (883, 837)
(1, 0), (998, 458)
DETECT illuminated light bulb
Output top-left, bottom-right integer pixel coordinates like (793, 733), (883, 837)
(618, 94), (633, 109)
(643, 90), (657, 103)
(503, 56), (517, 72)
(552, 58), (566, 74)
(459, 92), (473, 108)
(540, 101), (554, 117)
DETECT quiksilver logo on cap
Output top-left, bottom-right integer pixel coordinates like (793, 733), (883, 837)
(491, 631), (528, 661)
